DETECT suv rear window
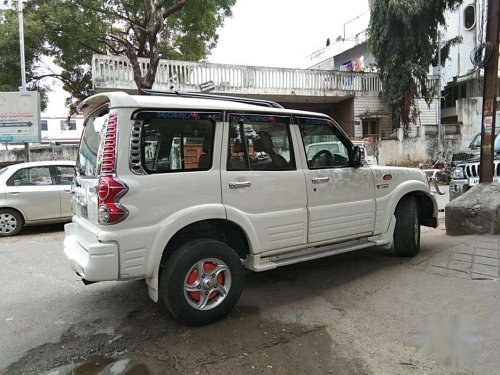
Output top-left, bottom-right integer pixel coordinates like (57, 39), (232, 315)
(77, 108), (109, 177)
(135, 111), (220, 174)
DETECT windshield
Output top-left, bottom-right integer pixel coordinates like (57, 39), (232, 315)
(363, 143), (374, 157)
(470, 132), (500, 149)
(307, 142), (347, 159)
(77, 108), (108, 177)
(0, 167), (7, 176)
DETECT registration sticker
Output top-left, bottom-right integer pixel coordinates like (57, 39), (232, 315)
(469, 177), (500, 185)
(468, 178), (480, 185)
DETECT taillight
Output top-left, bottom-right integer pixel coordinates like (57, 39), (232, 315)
(97, 113), (128, 225)
(98, 176), (128, 224)
(101, 113), (118, 174)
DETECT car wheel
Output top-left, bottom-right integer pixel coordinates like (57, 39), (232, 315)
(160, 239), (244, 326)
(393, 196), (420, 257)
(0, 209), (23, 237)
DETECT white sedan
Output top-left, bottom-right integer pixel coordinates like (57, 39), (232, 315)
(0, 161), (75, 236)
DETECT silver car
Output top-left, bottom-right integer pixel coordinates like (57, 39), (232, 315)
(0, 161), (75, 236)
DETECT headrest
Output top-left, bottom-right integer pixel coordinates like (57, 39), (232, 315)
(202, 136), (212, 153)
(253, 132), (273, 153)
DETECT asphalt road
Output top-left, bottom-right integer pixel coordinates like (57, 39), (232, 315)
(1, 191), (500, 374)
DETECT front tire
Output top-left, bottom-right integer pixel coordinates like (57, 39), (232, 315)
(393, 197), (420, 257)
(160, 239), (244, 326)
(0, 209), (23, 237)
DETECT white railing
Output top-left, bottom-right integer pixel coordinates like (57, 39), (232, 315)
(92, 54), (384, 94)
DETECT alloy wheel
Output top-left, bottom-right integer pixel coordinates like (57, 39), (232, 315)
(183, 258), (232, 311)
(0, 213), (18, 235)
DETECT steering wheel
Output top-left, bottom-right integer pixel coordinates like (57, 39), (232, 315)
(310, 150), (335, 168)
(333, 153), (348, 165)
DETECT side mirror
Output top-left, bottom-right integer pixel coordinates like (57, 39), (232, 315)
(352, 146), (365, 168)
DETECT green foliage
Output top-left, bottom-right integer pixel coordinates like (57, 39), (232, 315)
(368, 0), (463, 131)
(0, 7), (48, 110)
(0, 0), (235, 113)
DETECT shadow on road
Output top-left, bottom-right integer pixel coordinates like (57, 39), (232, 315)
(17, 222), (66, 237)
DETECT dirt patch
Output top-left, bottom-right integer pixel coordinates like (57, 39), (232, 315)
(6, 304), (368, 375)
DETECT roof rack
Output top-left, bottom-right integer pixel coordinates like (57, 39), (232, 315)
(139, 89), (284, 109)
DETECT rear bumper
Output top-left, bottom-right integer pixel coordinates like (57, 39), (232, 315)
(63, 222), (119, 281)
(449, 179), (469, 201)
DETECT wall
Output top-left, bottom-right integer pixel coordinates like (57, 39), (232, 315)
(378, 126), (462, 165)
(333, 42), (376, 71)
(0, 145), (78, 165)
(353, 92), (392, 138)
(457, 97), (500, 147)
(40, 116), (84, 144)
(440, 1), (480, 87)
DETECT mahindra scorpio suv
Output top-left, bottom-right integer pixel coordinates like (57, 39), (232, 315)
(64, 91), (438, 326)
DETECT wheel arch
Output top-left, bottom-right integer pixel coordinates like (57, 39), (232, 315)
(396, 191), (438, 228)
(146, 217), (252, 302)
(0, 206), (26, 225)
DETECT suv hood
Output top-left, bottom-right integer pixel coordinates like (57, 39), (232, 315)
(370, 165), (428, 188)
(461, 152), (500, 164)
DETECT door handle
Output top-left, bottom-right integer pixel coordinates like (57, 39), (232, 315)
(312, 177), (330, 184)
(229, 181), (252, 189)
(8, 192), (20, 195)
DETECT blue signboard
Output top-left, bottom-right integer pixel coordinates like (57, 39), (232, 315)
(0, 92), (41, 143)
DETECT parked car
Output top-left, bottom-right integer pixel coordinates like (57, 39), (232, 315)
(449, 153), (500, 200)
(0, 161), (75, 236)
(451, 130), (500, 167)
(352, 140), (378, 166)
(64, 91), (438, 326)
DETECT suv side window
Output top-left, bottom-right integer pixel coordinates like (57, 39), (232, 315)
(135, 111), (220, 174)
(227, 114), (295, 171)
(7, 167), (53, 186)
(298, 117), (351, 169)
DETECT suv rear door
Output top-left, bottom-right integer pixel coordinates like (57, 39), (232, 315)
(74, 107), (109, 224)
(221, 113), (307, 253)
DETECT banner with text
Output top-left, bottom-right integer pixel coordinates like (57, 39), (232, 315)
(0, 91), (41, 143)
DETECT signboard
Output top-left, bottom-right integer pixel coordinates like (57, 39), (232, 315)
(354, 120), (362, 138)
(0, 91), (41, 143)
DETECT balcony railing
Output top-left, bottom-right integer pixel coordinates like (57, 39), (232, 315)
(92, 54), (384, 95)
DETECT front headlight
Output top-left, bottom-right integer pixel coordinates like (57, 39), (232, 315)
(452, 166), (465, 179)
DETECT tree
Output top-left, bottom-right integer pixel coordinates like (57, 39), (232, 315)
(0, 7), (49, 110)
(0, 0), (235, 112)
(368, 0), (463, 132)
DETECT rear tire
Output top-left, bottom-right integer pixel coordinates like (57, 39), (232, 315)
(393, 197), (420, 257)
(160, 239), (244, 326)
(0, 209), (23, 237)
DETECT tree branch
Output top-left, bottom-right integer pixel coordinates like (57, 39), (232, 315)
(161, 0), (188, 20)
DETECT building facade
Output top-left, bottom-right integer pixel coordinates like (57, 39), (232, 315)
(40, 116), (84, 145)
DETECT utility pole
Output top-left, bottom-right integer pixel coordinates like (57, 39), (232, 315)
(437, 31), (443, 156)
(18, 0), (29, 161)
(17, 0), (26, 91)
(479, 0), (500, 183)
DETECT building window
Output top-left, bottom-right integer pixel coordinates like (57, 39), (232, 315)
(60, 120), (76, 131)
(362, 119), (380, 137)
(464, 5), (476, 30)
(40, 120), (48, 131)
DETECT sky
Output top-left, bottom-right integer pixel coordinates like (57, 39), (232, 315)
(44, 0), (369, 116)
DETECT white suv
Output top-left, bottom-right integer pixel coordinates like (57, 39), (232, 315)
(64, 91), (438, 326)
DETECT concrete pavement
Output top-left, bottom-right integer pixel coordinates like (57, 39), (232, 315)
(1, 187), (500, 374)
